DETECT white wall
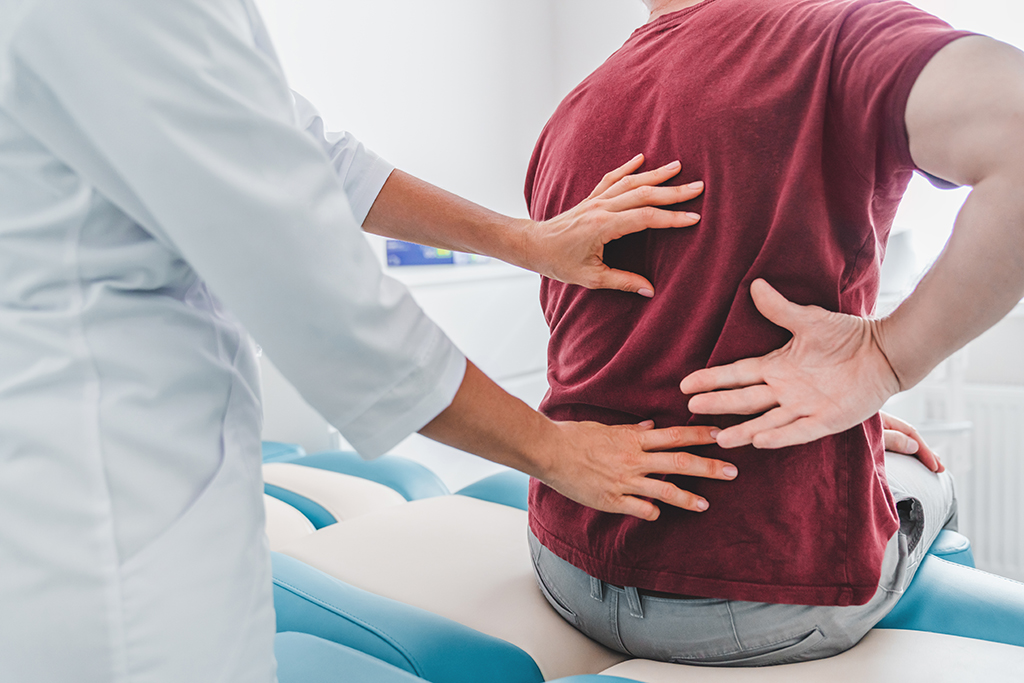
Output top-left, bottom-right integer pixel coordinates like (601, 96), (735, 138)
(253, 0), (646, 487)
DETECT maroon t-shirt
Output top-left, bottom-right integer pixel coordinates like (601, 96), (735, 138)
(525, 0), (970, 606)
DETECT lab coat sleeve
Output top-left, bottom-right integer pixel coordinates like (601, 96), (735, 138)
(0, 0), (465, 458)
(292, 91), (394, 225)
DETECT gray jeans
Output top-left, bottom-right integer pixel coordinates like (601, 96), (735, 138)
(530, 452), (957, 667)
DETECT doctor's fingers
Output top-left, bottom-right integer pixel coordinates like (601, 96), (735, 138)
(587, 153), (647, 198)
(686, 384), (778, 416)
(637, 424), (719, 450)
(602, 206), (702, 243)
(585, 266), (657, 297)
(681, 356), (766, 396)
(625, 476), (711, 514)
(635, 449), (738, 482)
(594, 158), (688, 200)
(599, 182), (705, 214)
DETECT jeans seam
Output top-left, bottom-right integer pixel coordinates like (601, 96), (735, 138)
(725, 600), (742, 652)
(609, 590), (629, 654)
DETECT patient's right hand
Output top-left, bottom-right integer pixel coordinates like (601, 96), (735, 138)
(881, 411), (944, 473)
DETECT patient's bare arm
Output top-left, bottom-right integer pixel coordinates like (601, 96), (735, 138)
(680, 36), (1024, 451)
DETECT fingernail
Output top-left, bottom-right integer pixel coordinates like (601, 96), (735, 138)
(686, 212), (701, 221)
(687, 180), (704, 189)
(710, 428), (720, 437)
(696, 499), (709, 511)
(723, 465), (738, 478)
(638, 288), (654, 298)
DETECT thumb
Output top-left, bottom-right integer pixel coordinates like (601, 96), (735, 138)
(592, 268), (656, 298)
(749, 279), (805, 332)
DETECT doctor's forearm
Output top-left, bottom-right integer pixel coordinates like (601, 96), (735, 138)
(362, 169), (533, 266)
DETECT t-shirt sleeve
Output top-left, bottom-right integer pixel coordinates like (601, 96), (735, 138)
(827, 0), (974, 179)
(1, 0), (465, 458)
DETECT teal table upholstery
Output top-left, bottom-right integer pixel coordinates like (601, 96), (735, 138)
(455, 470), (530, 510)
(294, 451), (450, 501)
(876, 554), (1024, 647)
(275, 632), (642, 683)
(272, 553), (543, 683)
(262, 441), (307, 464)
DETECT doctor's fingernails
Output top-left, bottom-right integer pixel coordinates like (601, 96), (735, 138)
(723, 465), (739, 479)
(638, 288), (654, 298)
(687, 180), (704, 189)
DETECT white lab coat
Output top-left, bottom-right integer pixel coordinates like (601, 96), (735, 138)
(0, 1), (466, 681)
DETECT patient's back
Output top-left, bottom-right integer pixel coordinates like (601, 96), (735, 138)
(525, 0), (969, 607)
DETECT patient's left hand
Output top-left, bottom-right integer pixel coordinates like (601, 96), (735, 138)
(679, 279), (901, 450)
(527, 153), (704, 297)
(881, 411), (944, 472)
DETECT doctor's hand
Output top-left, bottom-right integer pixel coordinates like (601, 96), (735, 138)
(542, 420), (738, 521)
(527, 154), (704, 297)
(420, 360), (737, 522)
(679, 279), (902, 450)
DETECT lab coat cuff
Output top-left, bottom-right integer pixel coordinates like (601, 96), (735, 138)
(349, 156), (395, 226)
(341, 340), (467, 460)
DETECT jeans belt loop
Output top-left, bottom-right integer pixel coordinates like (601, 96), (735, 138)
(625, 586), (644, 619)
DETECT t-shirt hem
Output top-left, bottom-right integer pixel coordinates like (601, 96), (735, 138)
(528, 515), (888, 607)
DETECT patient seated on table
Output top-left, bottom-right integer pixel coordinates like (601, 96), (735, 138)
(523, 0), (962, 666)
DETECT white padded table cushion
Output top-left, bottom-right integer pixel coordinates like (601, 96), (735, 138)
(281, 495), (629, 680)
(263, 462), (407, 522)
(601, 629), (1024, 682)
(263, 494), (315, 551)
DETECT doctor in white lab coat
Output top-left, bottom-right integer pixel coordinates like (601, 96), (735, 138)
(0, 1), (739, 681)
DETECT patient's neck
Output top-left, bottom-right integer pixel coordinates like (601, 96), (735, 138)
(644, 0), (707, 22)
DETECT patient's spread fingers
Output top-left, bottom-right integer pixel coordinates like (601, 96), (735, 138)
(681, 357), (765, 395)
(687, 384), (778, 416)
(751, 417), (828, 450)
(714, 407), (797, 448)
